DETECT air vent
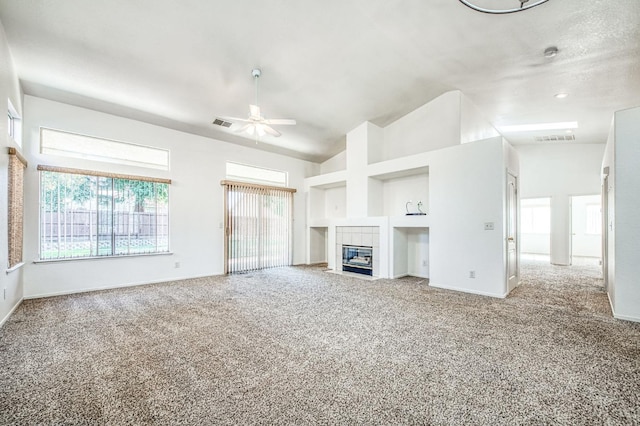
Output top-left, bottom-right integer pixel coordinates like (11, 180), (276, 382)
(212, 118), (233, 128)
(534, 134), (576, 142)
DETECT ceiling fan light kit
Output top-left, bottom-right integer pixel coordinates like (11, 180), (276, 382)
(215, 68), (296, 142)
(458, 0), (550, 14)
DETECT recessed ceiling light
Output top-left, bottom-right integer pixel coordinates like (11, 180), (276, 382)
(554, 92), (569, 99)
(499, 121), (578, 133)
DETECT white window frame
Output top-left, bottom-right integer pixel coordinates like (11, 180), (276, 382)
(40, 127), (170, 171)
(226, 161), (288, 187)
(38, 167), (171, 261)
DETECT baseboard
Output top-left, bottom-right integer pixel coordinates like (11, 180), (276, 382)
(605, 293), (640, 323)
(429, 282), (507, 299)
(613, 313), (640, 323)
(24, 272), (223, 300)
(393, 273), (429, 280)
(0, 298), (24, 328)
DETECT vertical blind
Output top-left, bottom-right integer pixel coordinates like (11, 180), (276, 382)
(222, 180), (295, 273)
(8, 148), (27, 268)
(37, 165), (170, 259)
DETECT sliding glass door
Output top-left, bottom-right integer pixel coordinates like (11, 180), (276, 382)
(222, 181), (294, 273)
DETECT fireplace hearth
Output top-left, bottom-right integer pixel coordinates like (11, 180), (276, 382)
(342, 245), (373, 276)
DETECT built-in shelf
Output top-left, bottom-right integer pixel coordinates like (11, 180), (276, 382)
(305, 170), (347, 190)
(390, 215), (430, 228)
(368, 166), (429, 181)
(367, 152), (431, 180)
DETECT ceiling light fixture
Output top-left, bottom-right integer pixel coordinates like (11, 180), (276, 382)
(458, 0), (550, 14)
(499, 121), (578, 132)
(554, 92), (569, 99)
(215, 69), (296, 141)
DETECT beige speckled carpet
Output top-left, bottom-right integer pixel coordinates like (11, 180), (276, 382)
(1, 259), (638, 425)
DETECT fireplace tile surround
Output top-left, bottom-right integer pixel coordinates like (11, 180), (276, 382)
(336, 226), (380, 277)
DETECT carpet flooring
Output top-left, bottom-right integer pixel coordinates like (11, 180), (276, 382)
(0, 260), (638, 425)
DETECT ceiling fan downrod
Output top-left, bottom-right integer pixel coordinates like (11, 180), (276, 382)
(252, 68), (261, 110)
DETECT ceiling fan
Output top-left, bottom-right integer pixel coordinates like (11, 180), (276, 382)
(218, 68), (296, 139)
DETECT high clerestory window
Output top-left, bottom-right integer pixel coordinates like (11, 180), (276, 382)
(40, 128), (170, 170)
(38, 166), (171, 260)
(8, 99), (21, 147)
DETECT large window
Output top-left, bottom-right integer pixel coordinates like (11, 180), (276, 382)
(38, 166), (170, 260)
(521, 198), (551, 234)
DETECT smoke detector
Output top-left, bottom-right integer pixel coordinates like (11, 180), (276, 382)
(544, 46), (559, 58)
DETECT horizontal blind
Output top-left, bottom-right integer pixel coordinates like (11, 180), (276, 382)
(223, 181), (294, 273)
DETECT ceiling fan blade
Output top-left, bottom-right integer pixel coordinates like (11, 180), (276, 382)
(249, 104), (261, 119)
(236, 123), (255, 135)
(263, 118), (296, 125)
(262, 125), (281, 137)
(220, 116), (251, 123)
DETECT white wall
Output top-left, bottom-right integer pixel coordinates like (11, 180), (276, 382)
(320, 150), (346, 174)
(381, 174), (429, 217)
(460, 94), (500, 144)
(308, 227), (327, 264)
(22, 96), (317, 298)
(604, 106), (640, 322)
(515, 144), (605, 265)
(429, 137), (509, 297)
(345, 122), (383, 218)
(324, 186), (346, 218)
(0, 20), (24, 326)
(382, 91), (461, 161)
(407, 228), (429, 278)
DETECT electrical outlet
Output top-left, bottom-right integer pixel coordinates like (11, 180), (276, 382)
(174, 262), (181, 269)
(484, 222), (494, 230)
(469, 270), (476, 279)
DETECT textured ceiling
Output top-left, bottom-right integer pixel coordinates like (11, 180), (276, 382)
(0, 0), (638, 162)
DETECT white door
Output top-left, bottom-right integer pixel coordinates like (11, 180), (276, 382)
(602, 171), (610, 287)
(507, 173), (519, 292)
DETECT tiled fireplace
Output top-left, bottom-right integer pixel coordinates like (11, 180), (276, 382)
(336, 227), (380, 277)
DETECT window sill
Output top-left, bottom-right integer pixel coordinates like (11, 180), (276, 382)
(6, 262), (25, 274)
(33, 251), (173, 264)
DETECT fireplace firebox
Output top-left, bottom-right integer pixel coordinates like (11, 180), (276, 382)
(342, 245), (373, 276)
